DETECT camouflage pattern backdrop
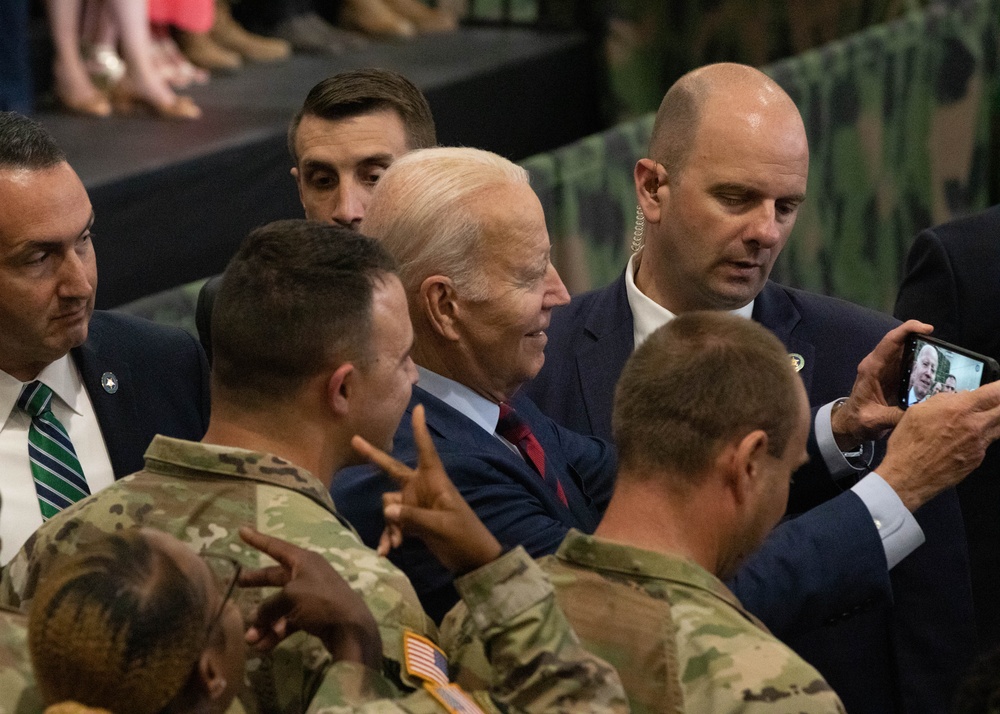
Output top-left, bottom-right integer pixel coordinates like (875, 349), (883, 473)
(120, 0), (1000, 327)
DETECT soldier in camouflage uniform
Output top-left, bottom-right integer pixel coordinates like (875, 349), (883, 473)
(2, 221), (627, 714)
(444, 312), (854, 713)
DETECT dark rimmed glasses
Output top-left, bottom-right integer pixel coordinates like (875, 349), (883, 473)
(200, 552), (242, 633)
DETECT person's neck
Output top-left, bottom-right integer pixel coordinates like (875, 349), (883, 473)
(595, 477), (728, 576)
(633, 248), (687, 314)
(413, 341), (512, 405)
(201, 405), (344, 488)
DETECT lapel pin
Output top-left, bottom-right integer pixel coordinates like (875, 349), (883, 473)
(789, 354), (805, 373)
(101, 372), (119, 394)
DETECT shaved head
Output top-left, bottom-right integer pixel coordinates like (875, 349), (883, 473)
(649, 63), (803, 179)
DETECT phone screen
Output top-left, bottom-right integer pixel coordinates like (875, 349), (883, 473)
(902, 337), (987, 407)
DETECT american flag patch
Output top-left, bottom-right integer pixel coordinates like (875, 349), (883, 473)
(403, 630), (449, 686)
(426, 683), (486, 714)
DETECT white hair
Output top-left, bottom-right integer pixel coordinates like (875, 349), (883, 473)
(360, 146), (529, 301)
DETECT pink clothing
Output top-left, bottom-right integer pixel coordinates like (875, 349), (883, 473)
(148, 0), (214, 33)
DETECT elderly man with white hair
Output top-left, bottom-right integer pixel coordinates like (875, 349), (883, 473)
(332, 147), (617, 622)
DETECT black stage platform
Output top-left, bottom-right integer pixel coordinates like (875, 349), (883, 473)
(36, 27), (600, 308)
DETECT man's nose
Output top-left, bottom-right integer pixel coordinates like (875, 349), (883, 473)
(332, 182), (366, 229)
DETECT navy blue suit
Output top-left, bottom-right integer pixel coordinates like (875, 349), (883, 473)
(75, 311), (211, 478)
(526, 274), (974, 714)
(895, 205), (1000, 652)
(332, 385), (615, 622)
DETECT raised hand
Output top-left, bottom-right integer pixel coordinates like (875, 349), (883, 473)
(877, 380), (1000, 511)
(832, 319), (934, 450)
(237, 526), (381, 669)
(351, 404), (503, 575)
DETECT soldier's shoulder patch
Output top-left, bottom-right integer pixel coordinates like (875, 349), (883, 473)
(403, 630), (449, 686)
(426, 683), (486, 714)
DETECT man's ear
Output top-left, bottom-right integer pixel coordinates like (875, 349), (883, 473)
(635, 159), (668, 225)
(729, 430), (769, 506)
(419, 275), (461, 341)
(290, 165), (305, 205)
(197, 649), (229, 702)
(326, 362), (356, 416)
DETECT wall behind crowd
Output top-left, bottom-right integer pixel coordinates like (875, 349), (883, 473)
(523, 0), (1000, 312)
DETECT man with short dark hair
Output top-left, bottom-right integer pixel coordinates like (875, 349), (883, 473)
(0, 112), (209, 564)
(528, 62), (980, 712)
(196, 68), (435, 360)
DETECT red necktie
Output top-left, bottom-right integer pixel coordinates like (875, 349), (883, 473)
(497, 403), (568, 507)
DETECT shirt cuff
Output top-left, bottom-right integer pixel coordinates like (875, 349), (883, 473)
(851, 472), (925, 569)
(816, 400), (873, 479)
(454, 546), (551, 635)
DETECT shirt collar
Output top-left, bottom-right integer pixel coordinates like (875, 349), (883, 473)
(142, 435), (340, 516)
(624, 252), (755, 349)
(0, 355), (83, 424)
(415, 365), (501, 434)
(556, 529), (742, 605)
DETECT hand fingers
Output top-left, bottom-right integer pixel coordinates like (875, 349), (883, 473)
(377, 524), (401, 557)
(248, 590), (294, 637)
(239, 527), (302, 571)
(238, 564), (290, 589)
(351, 434), (416, 486)
(872, 320), (934, 359)
(411, 405), (446, 476)
(245, 617), (288, 652)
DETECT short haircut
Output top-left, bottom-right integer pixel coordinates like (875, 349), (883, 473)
(0, 112), (67, 170)
(29, 531), (206, 713)
(648, 63), (789, 179)
(212, 219), (398, 409)
(648, 79), (704, 179)
(613, 312), (801, 486)
(361, 146), (529, 301)
(288, 69), (436, 163)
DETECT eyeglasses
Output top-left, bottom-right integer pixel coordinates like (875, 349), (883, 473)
(200, 552), (242, 634)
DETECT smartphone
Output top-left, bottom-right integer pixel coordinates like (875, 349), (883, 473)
(899, 334), (1000, 408)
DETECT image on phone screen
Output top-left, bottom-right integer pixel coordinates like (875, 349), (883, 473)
(904, 338), (986, 407)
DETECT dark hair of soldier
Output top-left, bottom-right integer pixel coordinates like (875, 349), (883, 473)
(612, 311), (800, 489)
(286, 68), (437, 164)
(27, 531), (211, 714)
(211, 220), (399, 410)
(0, 111), (67, 170)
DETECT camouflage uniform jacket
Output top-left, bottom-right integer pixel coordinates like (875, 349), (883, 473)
(0, 606), (40, 714)
(308, 546), (629, 714)
(0, 435), (436, 714)
(442, 529), (847, 714)
(1, 440), (628, 714)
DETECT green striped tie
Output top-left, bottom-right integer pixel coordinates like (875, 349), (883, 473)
(16, 381), (90, 520)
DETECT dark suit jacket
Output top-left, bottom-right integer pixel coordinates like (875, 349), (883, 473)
(526, 274), (974, 714)
(332, 385), (616, 622)
(75, 311), (211, 478)
(895, 205), (1000, 652)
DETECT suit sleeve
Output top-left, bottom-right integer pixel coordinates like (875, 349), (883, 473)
(894, 229), (961, 343)
(728, 489), (892, 638)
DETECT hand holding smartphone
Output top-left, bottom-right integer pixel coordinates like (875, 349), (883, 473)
(899, 335), (1000, 408)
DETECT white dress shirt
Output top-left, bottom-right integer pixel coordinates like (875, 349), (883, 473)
(624, 252), (923, 568)
(0, 356), (114, 563)
(415, 366), (523, 458)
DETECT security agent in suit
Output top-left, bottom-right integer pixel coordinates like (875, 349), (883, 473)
(895, 204), (1000, 651)
(332, 147), (616, 623)
(0, 113), (209, 563)
(526, 63), (986, 714)
(196, 68), (436, 363)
